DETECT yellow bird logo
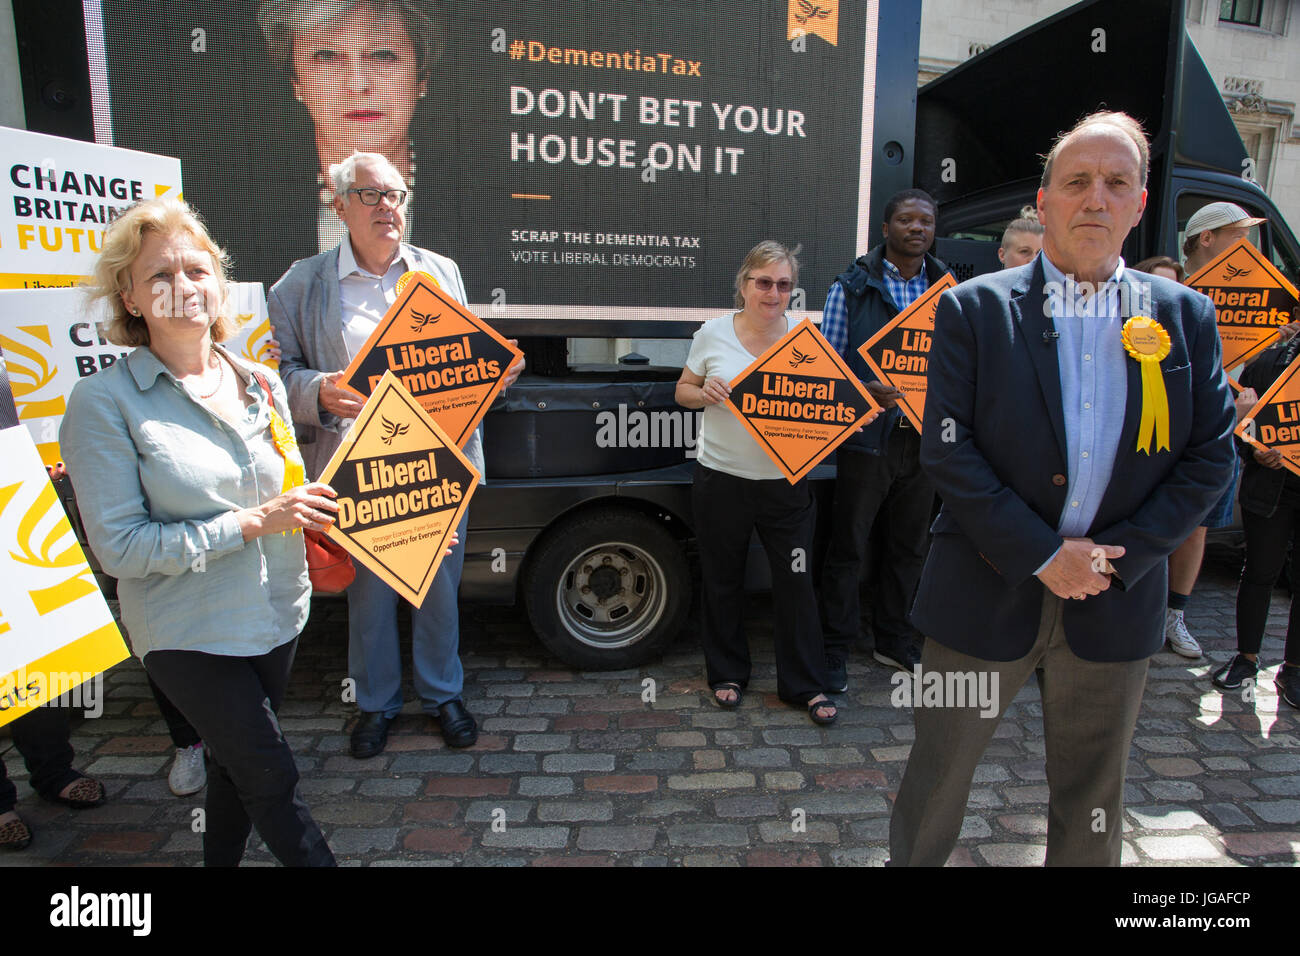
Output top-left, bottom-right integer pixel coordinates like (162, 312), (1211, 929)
(380, 416), (409, 445)
(410, 310), (441, 333)
(795, 0), (832, 23)
(789, 347), (816, 369)
(1223, 264), (1252, 281)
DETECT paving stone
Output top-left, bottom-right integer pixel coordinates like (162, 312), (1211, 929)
(388, 754), (474, 773)
(541, 753), (615, 773)
(794, 792), (889, 816)
(1202, 802), (1253, 828)
(800, 747), (864, 766)
(1143, 780), (1204, 802)
(667, 772), (756, 791)
(1203, 756), (1250, 772)
(1252, 753), (1300, 772)
(576, 826), (658, 851)
(1135, 835), (1221, 861)
(584, 775), (659, 793)
(657, 731), (708, 747)
(972, 763), (1010, 783)
(1145, 757), (1203, 777)
(828, 847), (888, 866)
(482, 717), (550, 733)
(756, 820), (839, 844)
(816, 769), (888, 790)
(478, 754), (539, 774)
(514, 734), (574, 752)
(465, 800), (532, 823)
(761, 728), (823, 746)
(1247, 800), (1300, 824)
(693, 750), (726, 770)
(978, 843), (1046, 866)
(763, 772), (807, 791)
(424, 777), (511, 797)
(959, 815), (992, 839)
(734, 748), (792, 768)
(518, 776), (575, 797)
(666, 823), (751, 847)
(626, 752), (687, 771)
(481, 827), (569, 849)
(1220, 831), (1300, 857)
(537, 800), (615, 822)
(713, 795), (780, 818)
(358, 778), (423, 797)
(82, 755), (169, 775)
(328, 827), (400, 854)
(1253, 776), (1300, 796)
(638, 799), (699, 818)
(1127, 806), (1209, 830)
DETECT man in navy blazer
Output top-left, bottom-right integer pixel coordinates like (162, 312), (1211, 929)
(889, 112), (1236, 866)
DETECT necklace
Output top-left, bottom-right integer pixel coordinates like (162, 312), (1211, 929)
(193, 352), (224, 400)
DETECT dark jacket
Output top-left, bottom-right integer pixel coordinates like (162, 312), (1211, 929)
(836, 245), (950, 454)
(1238, 337), (1300, 517)
(912, 260), (1236, 663)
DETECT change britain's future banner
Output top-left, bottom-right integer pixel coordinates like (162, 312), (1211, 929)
(87, 1), (870, 324)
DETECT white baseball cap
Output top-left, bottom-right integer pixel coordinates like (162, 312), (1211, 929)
(1185, 201), (1267, 238)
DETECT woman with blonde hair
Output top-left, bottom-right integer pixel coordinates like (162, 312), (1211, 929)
(60, 197), (337, 866)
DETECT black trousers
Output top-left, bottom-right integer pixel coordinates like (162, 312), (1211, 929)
(1238, 502), (1300, 663)
(692, 464), (827, 702)
(0, 705), (81, 814)
(147, 675), (201, 749)
(143, 637), (335, 867)
(821, 427), (935, 656)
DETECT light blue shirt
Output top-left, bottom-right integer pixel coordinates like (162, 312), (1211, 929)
(60, 347), (310, 659)
(337, 235), (414, 361)
(1032, 253), (1131, 575)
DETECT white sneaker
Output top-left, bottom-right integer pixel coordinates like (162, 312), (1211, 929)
(168, 744), (206, 796)
(1164, 609), (1202, 659)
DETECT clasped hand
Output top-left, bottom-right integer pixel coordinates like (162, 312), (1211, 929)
(1036, 537), (1125, 600)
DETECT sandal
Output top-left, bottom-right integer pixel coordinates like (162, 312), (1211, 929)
(0, 813), (32, 851)
(807, 695), (838, 726)
(48, 774), (106, 810)
(711, 682), (744, 709)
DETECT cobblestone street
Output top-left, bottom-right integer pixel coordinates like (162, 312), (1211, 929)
(3, 546), (1297, 868)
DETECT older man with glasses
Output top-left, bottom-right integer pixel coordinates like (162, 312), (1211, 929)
(270, 151), (524, 758)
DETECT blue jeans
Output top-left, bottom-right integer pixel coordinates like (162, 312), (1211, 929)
(346, 510), (469, 717)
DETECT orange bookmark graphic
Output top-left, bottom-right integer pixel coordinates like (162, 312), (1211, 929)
(339, 272), (522, 448)
(859, 273), (956, 432)
(1188, 239), (1299, 370)
(318, 372), (480, 606)
(1236, 352), (1300, 480)
(726, 318), (880, 483)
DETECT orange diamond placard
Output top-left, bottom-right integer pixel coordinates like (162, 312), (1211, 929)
(1188, 239), (1299, 370)
(725, 318), (880, 483)
(339, 272), (522, 448)
(319, 371), (480, 606)
(1236, 351), (1300, 480)
(859, 273), (956, 432)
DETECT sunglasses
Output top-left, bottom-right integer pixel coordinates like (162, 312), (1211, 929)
(747, 276), (793, 293)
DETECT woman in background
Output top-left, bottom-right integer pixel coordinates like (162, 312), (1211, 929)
(676, 241), (864, 725)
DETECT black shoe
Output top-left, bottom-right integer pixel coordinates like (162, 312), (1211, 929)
(873, 643), (920, 671)
(437, 699), (478, 748)
(1276, 664), (1300, 709)
(1211, 654), (1258, 691)
(350, 711), (394, 759)
(826, 654), (848, 693)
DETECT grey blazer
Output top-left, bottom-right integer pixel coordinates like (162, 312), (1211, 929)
(268, 241), (486, 482)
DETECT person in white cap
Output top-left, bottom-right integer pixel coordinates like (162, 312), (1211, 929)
(1182, 201), (1267, 278)
(1165, 202), (1293, 659)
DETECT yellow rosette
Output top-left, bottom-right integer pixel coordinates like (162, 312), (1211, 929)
(396, 270), (441, 295)
(1122, 316), (1172, 454)
(267, 407), (306, 534)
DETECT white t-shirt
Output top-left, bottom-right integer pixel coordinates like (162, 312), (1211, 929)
(685, 312), (794, 481)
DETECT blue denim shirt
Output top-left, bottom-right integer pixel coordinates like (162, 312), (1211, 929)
(60, 346), (310, 659)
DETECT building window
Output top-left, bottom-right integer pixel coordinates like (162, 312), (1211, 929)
(1219, 0), (1263, 26)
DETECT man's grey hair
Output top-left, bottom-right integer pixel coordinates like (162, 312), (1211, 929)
(329, 152), (407, 201)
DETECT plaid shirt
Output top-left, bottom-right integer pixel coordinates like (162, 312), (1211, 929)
(821, 257), (931, 359)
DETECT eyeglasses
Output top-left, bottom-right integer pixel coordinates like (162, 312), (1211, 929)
(347, 187), (408, 206)
(747, 276), (793, 293)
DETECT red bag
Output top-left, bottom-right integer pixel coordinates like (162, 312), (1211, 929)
(253, 371), (356, 595)
(305, 528), (355, 594)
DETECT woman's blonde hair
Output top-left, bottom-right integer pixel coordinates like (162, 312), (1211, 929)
(734, 240), (801, 309)
(89, 197), (235, 347)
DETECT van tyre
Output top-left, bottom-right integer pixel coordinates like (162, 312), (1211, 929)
(523, 508), (690, 670)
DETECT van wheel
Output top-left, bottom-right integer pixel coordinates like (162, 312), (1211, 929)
(523, 508), (690, 670)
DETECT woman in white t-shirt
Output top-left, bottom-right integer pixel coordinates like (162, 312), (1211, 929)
(676, 241), (845, 725)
